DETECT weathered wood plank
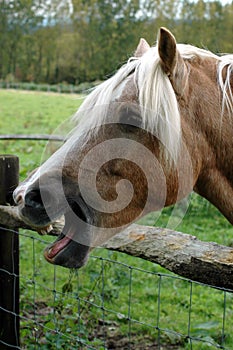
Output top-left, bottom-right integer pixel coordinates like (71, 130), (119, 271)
(103, 224), (233, 290)
(0, 205), (63, 236)
(0, 155), (20, 347)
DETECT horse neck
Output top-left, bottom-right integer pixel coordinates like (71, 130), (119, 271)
(179, 62), (233, 223)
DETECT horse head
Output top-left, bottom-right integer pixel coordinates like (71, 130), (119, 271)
(14, 27), (233, 268)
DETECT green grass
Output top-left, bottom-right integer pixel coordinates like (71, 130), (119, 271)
(1, 89), (233, 349)
(0, 89), (83, 179)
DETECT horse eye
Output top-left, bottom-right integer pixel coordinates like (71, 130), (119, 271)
(119, 110), (142, 132)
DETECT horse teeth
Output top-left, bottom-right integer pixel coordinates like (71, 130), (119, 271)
(38, 225), (53, 235)
(46, 225), (53, 233)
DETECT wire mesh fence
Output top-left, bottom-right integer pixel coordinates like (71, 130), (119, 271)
(1, 225), (233, 350)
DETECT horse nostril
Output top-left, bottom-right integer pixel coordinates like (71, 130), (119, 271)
(25, 188), (56, 210)
(25, 190), (44, 209)
(13, 191), (23, 205)
(16, 193), (23, 205)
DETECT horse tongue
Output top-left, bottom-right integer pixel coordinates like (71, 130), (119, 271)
(47, 213), (77, 259)
(47, 235), (72, 259)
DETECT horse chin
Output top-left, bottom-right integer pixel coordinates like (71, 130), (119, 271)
(44, 233), (90, 269)
(44, 201), (93, 269)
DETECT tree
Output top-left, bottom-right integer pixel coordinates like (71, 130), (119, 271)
(71, 0), (146, 81)
(0, 0), (43, 80)
(0, 0), (232, 84)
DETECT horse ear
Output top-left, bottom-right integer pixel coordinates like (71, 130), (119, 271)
(158, 27), (188, 96)
(135, 38), (150, 57)
(158, 27), (178, 75)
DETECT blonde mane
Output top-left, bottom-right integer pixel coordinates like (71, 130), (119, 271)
(73, 43), (233, 163)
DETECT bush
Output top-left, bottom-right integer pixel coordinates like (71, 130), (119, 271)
(0, 80), (102, 95)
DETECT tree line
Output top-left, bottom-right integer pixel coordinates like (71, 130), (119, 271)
(0, 0), (232, 85)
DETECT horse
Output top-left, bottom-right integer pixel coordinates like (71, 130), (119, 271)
(14, 27), (233, 268)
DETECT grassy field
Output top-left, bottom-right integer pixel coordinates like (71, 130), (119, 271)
(1, 89), (233, 349)
(0, 89), (83, 179)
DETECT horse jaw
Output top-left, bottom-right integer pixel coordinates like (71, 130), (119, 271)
(43, 205), (92, 269)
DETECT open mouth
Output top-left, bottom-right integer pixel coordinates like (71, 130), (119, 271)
(44, 197), (93, 268)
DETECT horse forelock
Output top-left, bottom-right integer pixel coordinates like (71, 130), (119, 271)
(73, 44), (181, 163)
(72, 58), (140, 137)
(137, 47), (181, 163)
(72, 43), (233, 163)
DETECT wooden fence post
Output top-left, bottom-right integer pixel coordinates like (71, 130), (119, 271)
(0, 155), (20, 349)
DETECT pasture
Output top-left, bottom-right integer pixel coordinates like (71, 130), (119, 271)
(1, 89), (233, 349)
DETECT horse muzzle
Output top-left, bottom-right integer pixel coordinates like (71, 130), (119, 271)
(14, 182), (94, 269)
